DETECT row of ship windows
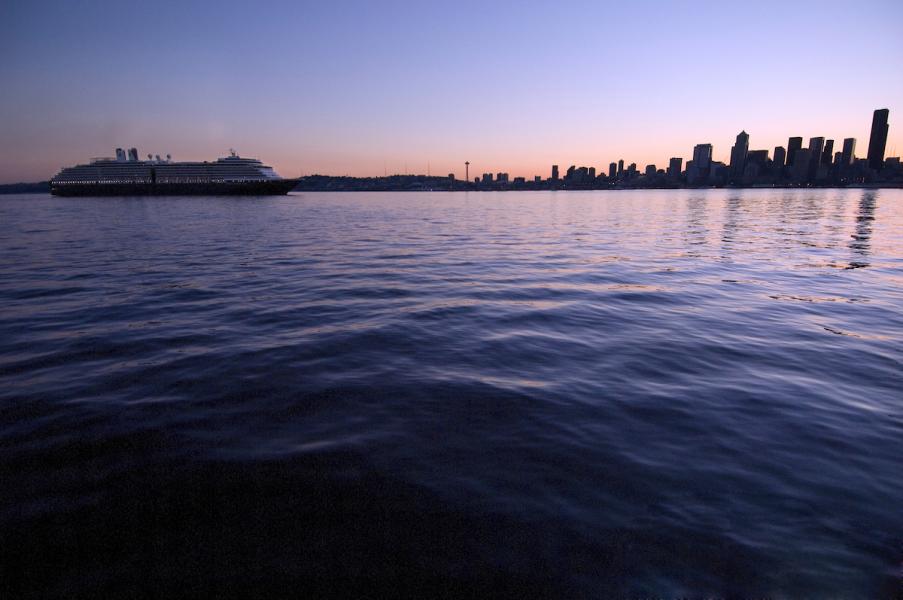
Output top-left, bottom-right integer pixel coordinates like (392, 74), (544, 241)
(62, 170), (264, 175)
(54, 178), (268, 184)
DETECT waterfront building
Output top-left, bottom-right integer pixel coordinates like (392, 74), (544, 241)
(743, 162), (759, 183)
(645, 164), (656, 177)
(792, 148), (811, 183)
(692, 143), (713, 171)
(617, 159), (624, 177)
(729, 131), (749, 183)
(746, 150), (769, 167)
(564, 166), (591, 184)
(841, 138), (856, 166)
(685, 161), (699, 184)
(807, 137), (825, 181)
(608, 162), (617, 178)
(708, 162), (728, 185)
(867, 108), (889, 170)
(689, 144), (713, 184)
(668, 157), (682, 178)
(885, 156), (901, 175)
(773, 146), (786, 168)
(551, 165), (559, 180)
(822, 139), (834, 167)
(787, 137), (803, 166)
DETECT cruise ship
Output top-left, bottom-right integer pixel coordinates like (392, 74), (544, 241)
(50, 148), (299, 196)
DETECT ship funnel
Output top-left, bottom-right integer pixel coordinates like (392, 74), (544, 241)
(128, 148), (138, 161)
(115, 148), (126, 162)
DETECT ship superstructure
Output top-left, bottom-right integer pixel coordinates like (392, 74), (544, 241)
(51, 148), (298, 196)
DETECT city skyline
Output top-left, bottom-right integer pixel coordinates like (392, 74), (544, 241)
(2, 0), (902, 183)
(29, 107), (902, 188)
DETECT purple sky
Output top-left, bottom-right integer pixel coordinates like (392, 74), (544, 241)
(1, 0), (901, 183)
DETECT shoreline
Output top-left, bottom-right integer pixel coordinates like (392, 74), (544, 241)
(2, 181), (901, 195)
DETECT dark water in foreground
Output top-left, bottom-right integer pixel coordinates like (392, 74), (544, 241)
(1, 190), (902, 598)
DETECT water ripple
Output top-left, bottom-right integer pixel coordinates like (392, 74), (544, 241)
(1, 189), (902, 597)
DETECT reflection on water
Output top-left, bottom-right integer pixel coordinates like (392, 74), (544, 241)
(0, 189), (902, 598)
(849, 191), (876, 269)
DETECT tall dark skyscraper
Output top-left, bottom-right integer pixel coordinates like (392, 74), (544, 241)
(773, 146), (786, 168)
(787, 137), (803, 166)
(867, 108), (889, 170)
(686, 144), (712, 185)
(841, 138), (856, 166)
(822, 139), (834, 167)
(668, 157), (682, 178)
(807, 137), (825, 181)
(551, 165), (559, 180)
(692, 144), (712, 170)
(608, 162), (617, 178)
(792, 149), (811, 183)
(617, 159), (624, 177)
(729, 131), (749, 183)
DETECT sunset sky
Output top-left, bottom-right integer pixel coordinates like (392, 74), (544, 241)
(1, 0), (901, 183)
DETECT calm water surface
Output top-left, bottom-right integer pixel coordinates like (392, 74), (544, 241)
(1, 190), (902, 598)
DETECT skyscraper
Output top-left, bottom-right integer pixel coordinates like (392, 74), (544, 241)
(867, 108), (889, 170)
(773, 146), (786, 168)
(686, 144), (712, 185)
(551, 165), (559, 180)
(692, 144), (712, 170)
(787, 137), (803, 166)
(822, 139), (834, 167)
(668, 157), (682, 178)
(617, 159), (624, 177)
(808, 137), (825, 181)
(841, 138), (856, 166)
(729, 131), (749, 183)
(792, 149), (811, 184)
(608, 162), (617, 178)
